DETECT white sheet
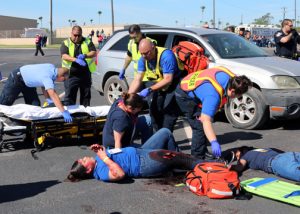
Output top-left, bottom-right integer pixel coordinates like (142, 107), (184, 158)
(0, 104), (111, 121)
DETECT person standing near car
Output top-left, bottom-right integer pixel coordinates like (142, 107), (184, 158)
(128, 39), (181, 132)
(61, 25), (97, 107)
(0, 64), (72, 123)
(119, 24), (155, 81)
(274, 19), (300, 60)
(34, 34), (44, 56)
(175, 67), (252, 159)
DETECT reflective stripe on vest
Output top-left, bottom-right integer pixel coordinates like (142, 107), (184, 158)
(128, 37), (155, 73)
(62, 38), (96, 73)
(142, 47), (166, 82)
(180, 66), (235, 108)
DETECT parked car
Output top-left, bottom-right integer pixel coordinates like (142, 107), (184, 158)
(92, 27), (300, 130)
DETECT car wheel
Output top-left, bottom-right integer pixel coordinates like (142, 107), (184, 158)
(103, 75), (129, 105)
(224, 88), (268, 129)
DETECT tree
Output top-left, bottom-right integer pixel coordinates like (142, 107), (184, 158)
(68, 19), (72, 26)
(90, 19), (93, 25)
(200, 6), (205, 22)
(253, 13), (273, 25)
(38, 16), (43, 28)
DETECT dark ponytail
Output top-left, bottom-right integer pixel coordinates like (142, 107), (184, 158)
(121, 92), (144, 109)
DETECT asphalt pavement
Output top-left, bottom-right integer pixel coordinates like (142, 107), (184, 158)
(0, 48), (300, 214)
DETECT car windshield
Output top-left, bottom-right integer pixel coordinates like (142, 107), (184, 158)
(202, 33), (269, 59)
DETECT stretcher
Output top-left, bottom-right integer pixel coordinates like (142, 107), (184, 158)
(0, 104), (110, 151)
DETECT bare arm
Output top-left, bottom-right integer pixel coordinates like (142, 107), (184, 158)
(280, 32), (294, 43)
(91, 145), (125, 181)
(128, 72), (144, 93)
(85, 50), (97, 58)
(229, 159), (247, 173)
(113, 130), (124, 149)
(150, 73), (173, 91)
(47, 89), (65, 112)
(61, 53), (76, 62)
(41, 87), (48, 98)
(122, 55), (132, 70)
(199, 113), (217, 143)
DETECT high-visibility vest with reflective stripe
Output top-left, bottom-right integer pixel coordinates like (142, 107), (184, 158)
(180, 66), (235, 108)
(142, 47), (166, 82)
(128, 36), (155, 73)
(62, 38), (96, 73)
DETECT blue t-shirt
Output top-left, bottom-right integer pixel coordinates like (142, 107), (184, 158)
(137, 49), (180, 76)
(93, 147), (140, 182)
(187, 72), (230, 117)
(102, 99), (136, 148)
(241, 148), (279, 173)
(20, 63), (57, 90)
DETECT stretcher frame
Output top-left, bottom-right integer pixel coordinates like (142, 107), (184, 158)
(0, 113), (106, 151)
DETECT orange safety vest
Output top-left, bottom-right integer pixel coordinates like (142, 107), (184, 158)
(180, 66), (235, 109)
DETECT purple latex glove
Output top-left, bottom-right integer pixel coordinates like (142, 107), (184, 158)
(211, 140), (221, 157)
(75, 58), (87, 66)
(77, 54), (86, 60)
(138, 88), (152, 98)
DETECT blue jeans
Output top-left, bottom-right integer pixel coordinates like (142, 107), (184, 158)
(137, 128), (180, 177)
(135, 114), (153, 144)
(271, 152), (300, 182)
(0, 68), (40, 106)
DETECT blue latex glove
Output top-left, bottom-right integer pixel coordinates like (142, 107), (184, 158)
(119, 69), (125, 80)
(46, 98), (53, 104)
(77, 54), (86, 60)
(138, 88), (151, 98)
(62, 110), (73, 123)
(211, 140), (221, 157)
(75, 58), (87, 66)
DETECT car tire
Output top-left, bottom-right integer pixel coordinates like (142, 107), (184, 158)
(103, 75), (129, 105)
(224, 87), (268, 129)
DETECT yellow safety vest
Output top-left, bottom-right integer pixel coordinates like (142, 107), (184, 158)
(62, 38), (96, 73)
(128, 36), (155, 73)
(180, 66), (235, 108)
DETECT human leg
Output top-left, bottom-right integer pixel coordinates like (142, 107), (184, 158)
(162, 95), (179, 132)
(0, 70), (22, 105)
(140, 128), (179, 151)
(22, 86), (40, 106)
(64, 77), (79, 105)
(79, 75), (91, 107)
(271, 152), (300, 182)
(34, 45), (38, 56)
(135, 114), (153, 144)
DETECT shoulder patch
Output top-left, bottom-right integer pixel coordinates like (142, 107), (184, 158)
(275, 32), (282, 37)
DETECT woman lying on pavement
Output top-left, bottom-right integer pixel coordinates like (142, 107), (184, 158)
(102, 92), (152, 149)
(222, 146), (300, 182)
(66, 128), (219, 182)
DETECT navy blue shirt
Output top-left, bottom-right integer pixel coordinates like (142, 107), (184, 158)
(241, 148), (279, 173)
(102, 99), (137, 148)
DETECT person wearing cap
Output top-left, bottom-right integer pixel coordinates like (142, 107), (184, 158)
(0, 63), (72, 123)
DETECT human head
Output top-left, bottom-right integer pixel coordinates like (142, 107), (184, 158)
(128, 24), (142, 43)
(245, 30), (251, 40)
(56, 67), (70, 82)
(226, 26), (235, 33)
(227, 75), (252, 98)
(238, 28), (245, 37)
(281, 19), (293, 33)
(66, 157), (95, 182)
(221, 146), (256, 163)
(139, 38), (156, 61)
(121, 92), (144, 114)
(71, 26), (83, 44)
(202, 23), (209, 28)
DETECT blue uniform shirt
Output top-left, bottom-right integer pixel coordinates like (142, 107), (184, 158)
(20, 63), (57, 90)
(93, 147), (140, 182)
(137, 49), (180, 76)
(187, 72), (230, 117)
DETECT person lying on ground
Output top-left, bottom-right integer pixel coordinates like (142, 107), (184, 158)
(222, 146), (300, 182)
(66, 128), (218, 182)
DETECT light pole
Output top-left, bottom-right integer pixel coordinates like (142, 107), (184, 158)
(49, 0), (53, 45)
(200, 6), (205, 23)
(212, 0), (215, 28)
(111, 0), (115, 34)
(295, 0), (297, 27)
(38, 16), (43, 28)
(98, 11), (102, 25)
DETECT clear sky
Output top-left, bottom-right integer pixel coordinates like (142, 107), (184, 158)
(0, 0), (298, 29)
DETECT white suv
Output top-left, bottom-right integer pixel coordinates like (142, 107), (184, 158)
(92, 27), (300, 129)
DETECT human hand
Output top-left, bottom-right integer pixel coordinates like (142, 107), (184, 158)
(62, 110), (73, 123)
(77, 54), (86, 60)
(75, 58), (87, 66)
(211, 140), (221, 157)
(119, 69), (125, 80)
(138, 88), (152, 98)
(90, 144), (103, 152)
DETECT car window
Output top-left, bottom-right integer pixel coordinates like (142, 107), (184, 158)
(144, 33), (168, 47)
(172, 35), (213, 59)
(109, 35), (129, 51)
(203, 33), (269, 59)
